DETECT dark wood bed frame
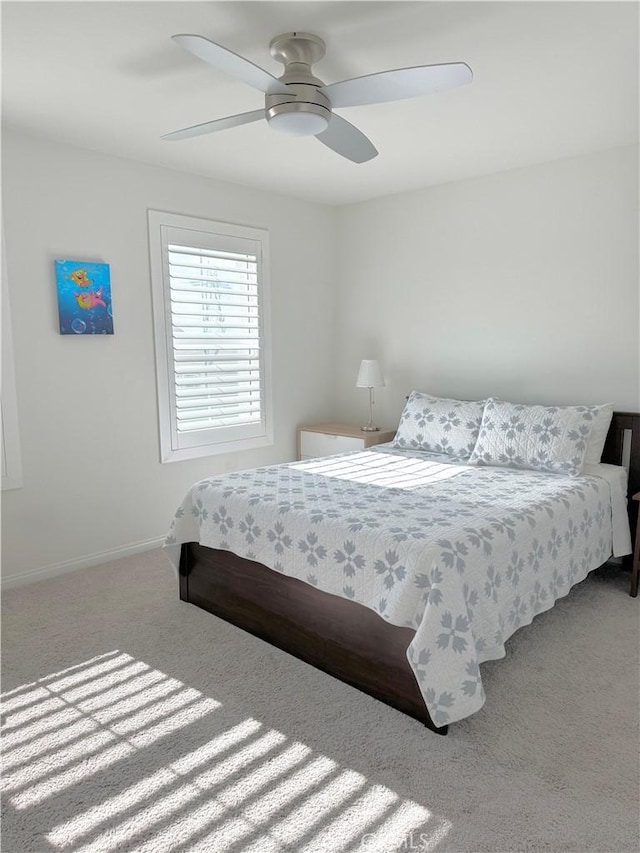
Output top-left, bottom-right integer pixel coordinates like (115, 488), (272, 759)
(179, 411), (640, 734)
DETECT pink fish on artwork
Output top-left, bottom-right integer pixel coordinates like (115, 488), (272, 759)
(74, 287), (107, 310)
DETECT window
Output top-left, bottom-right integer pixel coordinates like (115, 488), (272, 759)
(148, 211), (272, 463)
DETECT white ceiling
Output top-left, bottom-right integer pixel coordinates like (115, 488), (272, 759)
(2, 1), (638, 205)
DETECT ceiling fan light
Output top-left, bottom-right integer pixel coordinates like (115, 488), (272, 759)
(269, 111), (329, 136)
(266, 102), (330, 137)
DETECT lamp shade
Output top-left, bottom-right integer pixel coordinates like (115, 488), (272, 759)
(356, 359), (385, 388)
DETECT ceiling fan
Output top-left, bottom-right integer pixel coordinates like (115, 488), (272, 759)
(162, 31), (472, 163)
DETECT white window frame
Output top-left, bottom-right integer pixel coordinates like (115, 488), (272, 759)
(148, 210), (273, 463)
(1, 231), (23, 490)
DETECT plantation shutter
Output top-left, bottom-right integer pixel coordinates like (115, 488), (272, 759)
(158, 222), (270, 454)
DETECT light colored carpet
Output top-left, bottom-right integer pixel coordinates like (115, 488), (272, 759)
(1, 550), (638, 853)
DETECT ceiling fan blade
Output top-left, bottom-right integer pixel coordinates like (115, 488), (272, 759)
(162, 109), (264, 141)
(172, 34), (289, 95)
(321, 62), (472, 108)
(315, 114), (378, 164)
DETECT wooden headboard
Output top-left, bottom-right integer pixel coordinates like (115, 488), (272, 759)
(602, 411), (640, 549)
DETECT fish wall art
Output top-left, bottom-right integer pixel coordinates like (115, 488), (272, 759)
(55, 260), (114, 335)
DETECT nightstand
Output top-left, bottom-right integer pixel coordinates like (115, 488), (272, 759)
(631, 492), (640, 597)
(298, 423), (396, 460)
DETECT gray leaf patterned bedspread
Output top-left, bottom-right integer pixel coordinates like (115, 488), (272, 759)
(165, 445), (630, 726)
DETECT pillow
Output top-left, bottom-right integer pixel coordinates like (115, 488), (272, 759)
(469, 398), (597, 476)
(392, 391), (484, 459)
(583, 403), (614, 465)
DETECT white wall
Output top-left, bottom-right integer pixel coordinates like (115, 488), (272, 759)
(333, 146), (640, 428)
(1, 130), (337, 585)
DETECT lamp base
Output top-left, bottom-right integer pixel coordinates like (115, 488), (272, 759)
(360, 425), (380, 432)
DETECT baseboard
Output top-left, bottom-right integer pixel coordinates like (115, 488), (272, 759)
(1, 536), (166, 589)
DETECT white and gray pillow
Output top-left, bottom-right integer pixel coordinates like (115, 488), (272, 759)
(582, 403), (614, 465)
(468, 398), (597, 476)
(392, 392), (484, 459)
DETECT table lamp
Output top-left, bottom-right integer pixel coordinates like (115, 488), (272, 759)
(356, 359), (385, 432)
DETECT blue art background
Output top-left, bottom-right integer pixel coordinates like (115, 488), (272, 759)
(55, 260), (114, 335)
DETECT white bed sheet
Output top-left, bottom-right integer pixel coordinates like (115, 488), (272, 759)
(165, 447), (631, 726)
(581, 462), (631, 557)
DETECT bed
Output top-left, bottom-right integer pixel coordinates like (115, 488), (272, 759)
(166, 409), (639, 734)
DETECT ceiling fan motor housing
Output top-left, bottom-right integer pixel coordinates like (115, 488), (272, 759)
(266, 33), (331, 136)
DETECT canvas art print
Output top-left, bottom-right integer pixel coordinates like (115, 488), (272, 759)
(55, 260), (114, 335)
